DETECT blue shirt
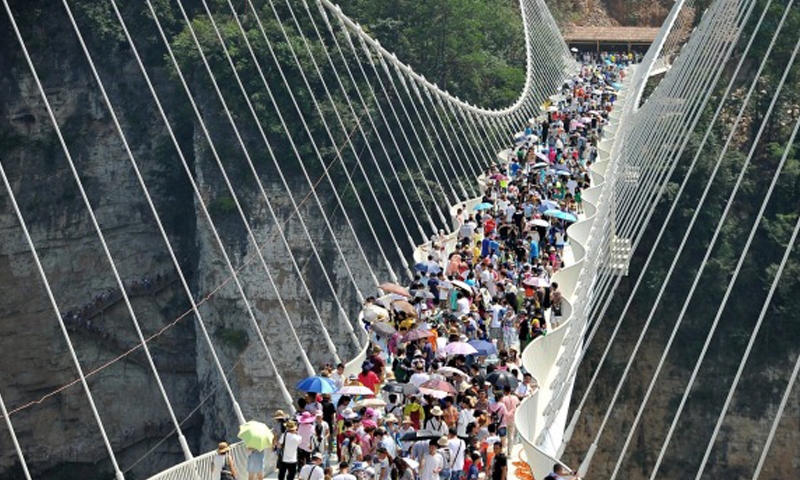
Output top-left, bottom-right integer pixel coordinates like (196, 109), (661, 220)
(529, 241), (539, 261)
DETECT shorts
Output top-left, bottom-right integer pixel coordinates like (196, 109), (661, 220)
(490, 327), (502, 340)
(498, 426), (508, 437)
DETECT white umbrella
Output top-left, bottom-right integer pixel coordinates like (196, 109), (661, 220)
(362, 304), (389, 322)
(451, 280), (473, 293)
(527, 219), (550, 228)
(438, 366), (471, 380)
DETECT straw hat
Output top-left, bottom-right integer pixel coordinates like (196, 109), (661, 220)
(430, 406), (444, 416)
(272, 410), (289, 420)
(383, 413), (399, 424)
(402, 416), (413, 424)
(217, 442), (230, 454)
(285, 420), (298, 431)
(437, 436), (449, 447)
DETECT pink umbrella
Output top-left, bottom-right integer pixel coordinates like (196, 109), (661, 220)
(523, 277), (550, 288)
(337, 385), (375, 396)
(420, 379), (458, 394)
(535, 151), (548, 161)
(443, 342), (478, 356)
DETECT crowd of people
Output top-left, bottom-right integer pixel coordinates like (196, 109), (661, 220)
(218, 52), (630, 480)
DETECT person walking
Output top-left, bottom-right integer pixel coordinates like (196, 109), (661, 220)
(298, 453), (325, 480)
(212, 442), (237, 480)
(277, 421), (302, 480)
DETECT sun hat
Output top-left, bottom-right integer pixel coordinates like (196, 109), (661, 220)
(402, 416), (413, 424)
(430, 406), (444, 416)
(312, 452), (324, 461)
(437, 436), (449, 447)
(285, 420), (298, 431)
(383, 413), (399, 423)
(342, 408), (359, 420)
(217, 442), (230, 454)
(272, 409), (289, 420)
(298, 411), (316, 424)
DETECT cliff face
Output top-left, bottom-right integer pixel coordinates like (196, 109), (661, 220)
(0, 3), (379, 478)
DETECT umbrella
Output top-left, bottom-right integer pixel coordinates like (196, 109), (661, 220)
(538, 201), (560, 212)
(414, 262), (441, 274)
(402, 458), (420, 471)
(450, 280), (474, 293)
(393, 300), (418, 317)
(362, 304), (389, 323)
(419, 387), (449, 399)
(382, 383), (420, 395)
(296, 375), (337, 394)
(337, 385), (375, 396)
(531, 161), (549, 170)
(355, 398), (387, 409)
(402, 329), (433, 342)
(473, 202), (494, 211)
(420, 379), (458, 394)
(523, 277), (550, 288)
(400, 429), (443, 442)
(580, 117), (592, 123)
(543, 209), (578, 222)
(570, 47), (579, 53)
(555, 170), (572, 177)
(414, 290), (435, 300)
(370, 321), (397, 337)
(553, 163), (570, 172)
(468, 340), (498, 357)
(527, 219), (550, 228)
(547, 105), (558, 112)
(438, 366), (471, 380)
(238, 421), (274, 451)
(486, 370), (519, 389)
(443, 341), (478, 356)
(379, 282), (411, 297)
(535, 152), (549, 162)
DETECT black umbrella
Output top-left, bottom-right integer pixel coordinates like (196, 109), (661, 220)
(399, 429), (442, 442)
(486, 370), (519, 389)
(382, 383), (420, 395)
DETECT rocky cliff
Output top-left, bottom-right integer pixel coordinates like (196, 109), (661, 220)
(0, 2), (387, 478)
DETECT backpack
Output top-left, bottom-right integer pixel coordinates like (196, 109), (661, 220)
(489, 405), (503, 427)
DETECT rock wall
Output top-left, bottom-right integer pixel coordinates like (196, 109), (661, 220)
(0, 3), (384, 478)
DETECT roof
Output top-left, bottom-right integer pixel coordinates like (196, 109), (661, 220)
(562, 26), (661, 44)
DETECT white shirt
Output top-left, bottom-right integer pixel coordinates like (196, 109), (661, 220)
(299, 464), (325, 480)
(457, 408), (475, 437)
(280, 432), (302, 463)
(515, 382), (533, 398)
(490, 305), (505, 329)
(448, 438), (466, 470)
(333, 474), (357, 480)
(420, 452), (443, 480)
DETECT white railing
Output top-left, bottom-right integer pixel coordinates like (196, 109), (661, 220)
(147, 443), (277, 480)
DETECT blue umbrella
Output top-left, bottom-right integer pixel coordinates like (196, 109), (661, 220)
(296, 375), (337, 394)
(468, 340), (498, 357)
(538, 201), (559, 213)
(474, 202), (494, 211)
(543, 209), (578, 222)
(555, 170), (572, 177)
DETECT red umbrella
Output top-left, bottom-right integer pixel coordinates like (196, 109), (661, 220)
(379, 282), (411, 297)
(420, 379), (457, 395)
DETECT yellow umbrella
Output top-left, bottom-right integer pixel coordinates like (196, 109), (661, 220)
(238, 421), (274, 451)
